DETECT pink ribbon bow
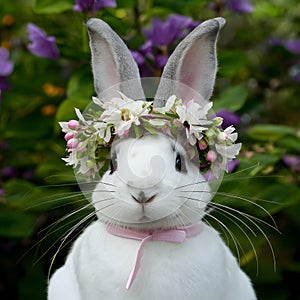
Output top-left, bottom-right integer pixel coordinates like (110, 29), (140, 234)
(106, 222), (203, 290)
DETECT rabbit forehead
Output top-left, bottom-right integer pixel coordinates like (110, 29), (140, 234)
(114, 134), (175, 162)
(112, 135), (175, 183)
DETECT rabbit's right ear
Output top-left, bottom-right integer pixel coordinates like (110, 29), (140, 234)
(87, 18), (144, 101)
(154, 18), (225, 107)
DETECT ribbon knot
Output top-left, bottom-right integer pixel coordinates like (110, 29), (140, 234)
(106, 222), (202, 290)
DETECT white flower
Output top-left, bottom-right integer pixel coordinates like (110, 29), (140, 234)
(94, 122), (112, 143)
(100, 92), (151, 136)
(59, 121), (70, 133)
(176, 101), (212, 145)
(155, 95), (181, 114)
(92, 96), (104, 107)
(214, 143), (242, 176)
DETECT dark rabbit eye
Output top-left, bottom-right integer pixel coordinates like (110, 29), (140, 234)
(175, 153), (187, 173)
(175, 154), (182, 172)
(110, 152), (117, 174)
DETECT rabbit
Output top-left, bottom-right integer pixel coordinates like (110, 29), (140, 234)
(47, 17), (257, 300)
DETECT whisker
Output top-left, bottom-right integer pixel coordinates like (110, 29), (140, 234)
(209, 201), (277, 271)
(205, 213), (243, 264)
(38, 203), (93, 235)
(207, 203), (259, 273)
(48, 210), (97, 280)
(91, 197), (115, 206)
(215, 192), (278, 229)
(178, 190), (279, 205)
(20, 204), (93, 266)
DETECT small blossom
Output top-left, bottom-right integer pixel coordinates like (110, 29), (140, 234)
(100, 93), (151, 136)
(216, 110), (241, 129)
(27, 23), (59, 60)
(155, 54), (169, 68)
(217, 132), (227, 143)
(130, 50), (145, 66)
(73, 0), (116, 13)
(132, 14), (199, 71)
(283, 154), (300, 172)
(276, 39), (300, 55)
(226, 0), (254, 13)
(227, 159), (240, 173)
(0, 48), (14, 95)
(64, 132), (74, 141)
(67, 138), (79, 149)
(143, 14), (194, 47)
(198, 139), (208, 150)
(0, 48), (14, 77)
(68, 120), (79, 130)
(207, 150), (217, 162)
(0, 189), (5, 203)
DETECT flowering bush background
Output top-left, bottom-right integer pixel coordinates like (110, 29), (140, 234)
(1, 0), (300, 298)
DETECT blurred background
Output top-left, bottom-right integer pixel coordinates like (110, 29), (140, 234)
(0, 0), (300, 299)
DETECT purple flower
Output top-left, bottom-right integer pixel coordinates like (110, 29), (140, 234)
(0, 48), (14, 95)
(270, 37), (300, 54)
(216, 110), (241, 129)
(0, 48), (14, 77)
(155, 55), (169, 68)
(73, 0), (116, 12)
(2, 166), (18, 178)
(227, 0), (254, 13)
(283, 154), (300, 172)
(130, 50), (145, 66)
(143, 14), (194, 47)
(132, 14), (199, 73)
(227, 159), (240, 173)
(0, 77), (11, 92)
(27, 23), (59, 60)
(0, 189), (5, 203)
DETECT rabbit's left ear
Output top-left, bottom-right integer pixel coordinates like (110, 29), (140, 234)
(87, 18), (144, 101)
(154, 17), (225, 107)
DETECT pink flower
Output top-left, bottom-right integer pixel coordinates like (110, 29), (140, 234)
(198, 139), (208, 150)
(68, 120), (79, 130)
(67, 138), (79, 149)
(207, 150), (217, 162)
(64, 132), (74, 141)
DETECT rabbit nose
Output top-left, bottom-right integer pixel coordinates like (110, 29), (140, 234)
(131, 191), (156, 204)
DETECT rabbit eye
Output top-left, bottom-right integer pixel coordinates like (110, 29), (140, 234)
(110, 152), (117, 174)
(175, 154), (182, 172)
(175, 153), (187, 173)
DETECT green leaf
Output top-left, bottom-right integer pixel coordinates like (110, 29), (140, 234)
(4, 114), (53, 139)
(33, 0), (73, 14)
(66, 69), (94, 101)
(248, 125), (296, 142)
(276, 135), (300, 152)
(142, 120), (158, 136)
(214, 85), (248, 112)
(218, 51), (248, 77)
(0, 209), (36, 238)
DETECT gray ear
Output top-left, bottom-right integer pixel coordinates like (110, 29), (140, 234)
(154, 17), (225, 107)
(87, 18), (144, 101)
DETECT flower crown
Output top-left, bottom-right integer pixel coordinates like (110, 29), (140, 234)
(60, 92), (241, 179)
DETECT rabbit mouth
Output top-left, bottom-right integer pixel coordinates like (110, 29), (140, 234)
(138, 215), (152, 222)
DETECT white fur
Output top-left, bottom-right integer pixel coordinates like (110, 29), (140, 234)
(48, 17), (257, 299)
(93, 135), (211, 230)
(48, 222), (255, 299)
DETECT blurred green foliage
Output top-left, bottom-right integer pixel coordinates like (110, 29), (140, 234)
(1, 0), (300, 299)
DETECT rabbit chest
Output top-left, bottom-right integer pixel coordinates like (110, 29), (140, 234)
(63, 221), (254, 300)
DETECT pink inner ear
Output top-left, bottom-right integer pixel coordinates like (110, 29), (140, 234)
(177, 37), (215, 102)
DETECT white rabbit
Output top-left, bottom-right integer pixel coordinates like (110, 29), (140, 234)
(48, 17), (257, 299)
